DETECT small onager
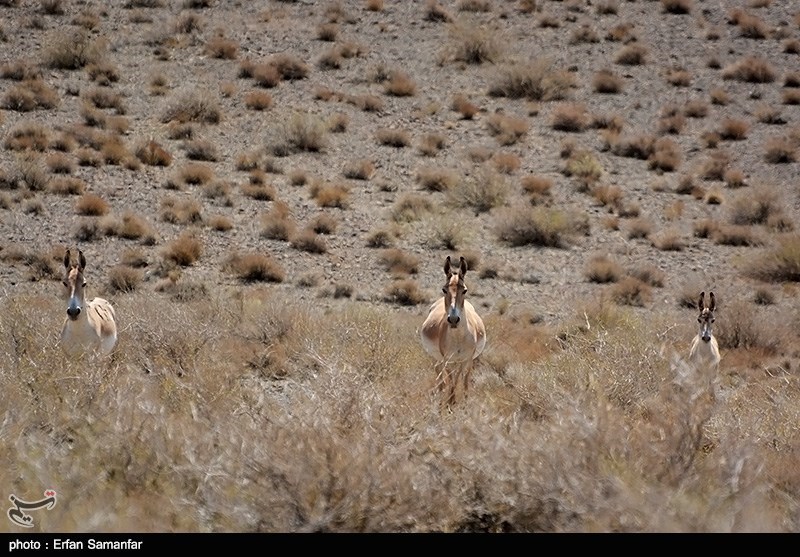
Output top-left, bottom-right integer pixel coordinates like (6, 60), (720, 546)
(689, 291), (720, 373)
(60, 249), (117, 358)
(420, 255), (487, 409)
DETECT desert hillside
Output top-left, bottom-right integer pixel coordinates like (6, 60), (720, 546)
(0, 0), (799, 533)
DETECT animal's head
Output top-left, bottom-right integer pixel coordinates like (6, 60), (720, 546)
(443, 255), (468, 328)
(697, 291), (716, 342)
(63, 249), (87, 320)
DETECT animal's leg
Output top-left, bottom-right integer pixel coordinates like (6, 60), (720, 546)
(462, 363), (473, 402)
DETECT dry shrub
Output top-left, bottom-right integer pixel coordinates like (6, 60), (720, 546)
(290, 229), (327, 254)
(591, 184), (624, 211)
(494, 205), (584, 248)
(416, 167), (458, 192)
(648, 138), (682, 172)
(651, 229), (684, 251)
(42, 28), (106, 70)
(208, 215), (233, 231)
(718, 119), (750, 140)
(714, 299), (782, 354)
(658, 113), (686, 135)
(48, 177), (86, 196)
(4, 123), (49, 151)
(425, 0), (453, 22)
(666, 68), (692, 87)
(550, 102), (589, 132)
(449, 22), (501, 65)
(244, 91), (272, 111)
(107, 211), (157, 242)
(489, 59), (575, 101)
(584, 254), (623, 283)
(764, 137), (797, 163)
(379, 248), (419, 276)
(135, 140), (173, 166)
(270, 112), (328, 155)
(610, 276), (652, 306)
(160, 89), (221, 124)
(563, 150), (603, 188)
(492, 152), (521, 174)
(452, 94), (479, 119)
(520, 175), (553, 203)
(366, 227), (395, 248)
(723, 168), (747, 188)
(178, 162), (214, 185)
(722, 56), (776, 83)
(160, 196), (203, 225)
(75, 193), (109, 216)
(728, 185), (782, 225)
(311, 182), (350, 209)
(628, 265), (665, 287)
(418, 133), (447, 157)
(661, 0), (692, 14)
(260, 201), (296, 241)
(309, 213), (337, 235)
(206, 36), (238, 59)
(745, 234), (800, 282)
(384, 71), (417, 97)
(2, 79), (60, 111)
(713, 224), (763, 247)
(684, 99), (708, 118)
(447, 168), (508, 213)
(328, 112), (349, 133)
(343, 159), (375, 181)
(614, 43), (648, 65)
(107, 265), (142, 293)
(392, 194), (432, 223)
(699, 150), (730, 181)
(226, 252), (284, 282)
(376, 128), (411, 148)
(46, 152), (75, 174)
(383, 278), (425, 305)
(269, 53), (309, 81)
(485, 113), (529, 145)
(592, 69), (623, 94)
(783, 89), (800, 105)
(163, 232), (203, 266)
(241, 180), (277, 202)
(182, 139), (218, 162)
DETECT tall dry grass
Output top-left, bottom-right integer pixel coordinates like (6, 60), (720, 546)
(1, 290), (798, 532)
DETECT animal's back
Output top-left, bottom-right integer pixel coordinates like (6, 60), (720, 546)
(464, 299), (486, 359)
(89, 297), (117, 354)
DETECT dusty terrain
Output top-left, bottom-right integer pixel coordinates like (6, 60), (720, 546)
(0, 0), (799, 533)
(0, 0), (797, 332)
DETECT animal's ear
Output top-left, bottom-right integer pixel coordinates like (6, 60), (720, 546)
(78, 250), (86, 270)
(709, 292), (716, 312)
(64, 249), (71, 269)
(698, 291), (705, 311)
(444, 255), (452, 276)
(459, 256), (467, 277)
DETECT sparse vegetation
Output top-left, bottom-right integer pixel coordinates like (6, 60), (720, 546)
(1, 0), (799, 535)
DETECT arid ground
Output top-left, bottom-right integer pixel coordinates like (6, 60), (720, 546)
(1, 0), (799, 533)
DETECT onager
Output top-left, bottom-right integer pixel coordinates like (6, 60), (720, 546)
(689, 291), (720, 373)
(60, 249), (117, 358)
(420, 255), (487, 409)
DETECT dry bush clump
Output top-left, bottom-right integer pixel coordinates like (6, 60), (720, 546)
(162, 232), (203, 266)
(488, 59), (575, 101)
(745, 233), (800, 282)
(225, 252), (285, 282)
(160, 89), (222, 124)
(722, 56), (776, 83)
(417, 166), (458, 192)
(447, 167), (508, 213)
(494, 205), (585, 248)
(75, 192), (110, 216)
(584, 254), (623, 284)
(379, 248), (420, 276)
